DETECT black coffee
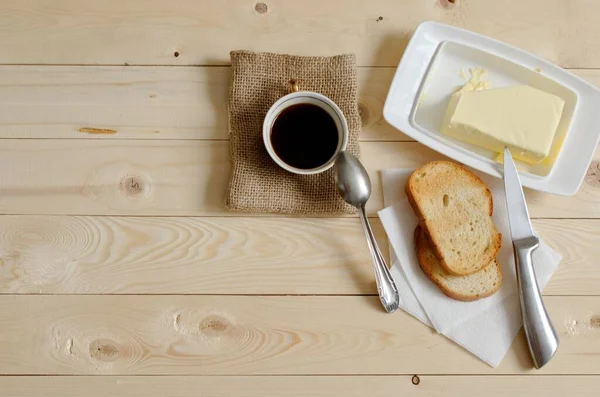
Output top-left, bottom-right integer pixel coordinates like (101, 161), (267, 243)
(270, 103), (339, 170)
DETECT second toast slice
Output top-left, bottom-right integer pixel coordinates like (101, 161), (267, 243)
(415, 226), (502, 301)
(406, 161), (501, 276)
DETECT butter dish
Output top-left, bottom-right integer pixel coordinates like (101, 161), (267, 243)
(383, 21), (600, 195)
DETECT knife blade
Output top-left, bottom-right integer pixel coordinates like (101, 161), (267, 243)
(503, 148), (536, 242)
(503, 147), (559, 369)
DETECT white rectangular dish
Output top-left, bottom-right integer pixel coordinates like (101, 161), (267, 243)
(383, 21), (600, 195)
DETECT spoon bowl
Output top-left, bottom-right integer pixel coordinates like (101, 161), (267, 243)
(334, 151), (371, 207)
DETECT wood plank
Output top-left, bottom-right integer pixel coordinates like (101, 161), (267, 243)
(0, 139), (231, 216)
(535, 219), (600, 296)
(0, 295), (597, 375)
(0, 66), (398, 141)
(0, 66), (599, 142)
(0, 215), (595, 295)
(0, 139), (597, 218)
(0, 216), (383, 294)
(0, 66), (232, 140)
(1, 375), (599, 397)
(0, 1), (598, 67)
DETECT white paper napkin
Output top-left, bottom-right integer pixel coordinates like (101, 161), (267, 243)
(377, 168), (562, 367)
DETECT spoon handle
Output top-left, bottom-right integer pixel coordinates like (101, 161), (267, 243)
(358, 206), (399, 313)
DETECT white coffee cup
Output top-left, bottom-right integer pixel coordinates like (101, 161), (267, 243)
(263, 80), (348, 175)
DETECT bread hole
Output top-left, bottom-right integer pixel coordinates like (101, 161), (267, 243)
(457, 251), (461, 256)
(443, 194), (449, 207)
(420, 172), (426, 177)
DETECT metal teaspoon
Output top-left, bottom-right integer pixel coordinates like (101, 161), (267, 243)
(334, 151), (399, 313)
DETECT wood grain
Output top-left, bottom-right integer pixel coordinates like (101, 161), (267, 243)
(0, 215), (596, 295)
(0, 139), (231, 216)
(0, 66), (231, 140)
(0, 66), (599, 141)
(0, 295), (598, 375)
(0, 140), (596, 218)
(535, 219), (600, 295)
(0, 66), (398, 141)
(1, 376), (599, 396)
(0, 1), (598, 67)
(0, 216), (382, 294)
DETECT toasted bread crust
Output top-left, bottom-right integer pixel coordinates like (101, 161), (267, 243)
(406, 161), (501, 276)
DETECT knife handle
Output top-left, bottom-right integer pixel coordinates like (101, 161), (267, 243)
(514, 237), (559, 369)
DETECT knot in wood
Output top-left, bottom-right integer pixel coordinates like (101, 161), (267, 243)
(585, 161), (600, 187)
(590, 316), (600, 328)
(358, 102), (370, 128)
(89, 339), (120, 362)
(411, 375), (420, 385)
(255, 2), (268, 13)
(120, 174), (149, 199)
(200, 315), (234, 337)
(439, 0), (456, 8)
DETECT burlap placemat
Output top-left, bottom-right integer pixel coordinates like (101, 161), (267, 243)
(226, 50), (361, 215)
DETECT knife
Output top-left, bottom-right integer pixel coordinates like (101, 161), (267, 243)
(503, 147), (559, 369)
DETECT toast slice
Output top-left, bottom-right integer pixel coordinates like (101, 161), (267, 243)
(415, 226), (502, 301)
(406, 161), (501, 276)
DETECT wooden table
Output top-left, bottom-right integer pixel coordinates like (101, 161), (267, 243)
(0, 1), (599, 395)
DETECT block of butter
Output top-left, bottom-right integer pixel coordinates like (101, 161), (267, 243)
(440, 85), (565, 164)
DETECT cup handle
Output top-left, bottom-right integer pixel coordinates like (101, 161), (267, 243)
(289, 79), (299, 93)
